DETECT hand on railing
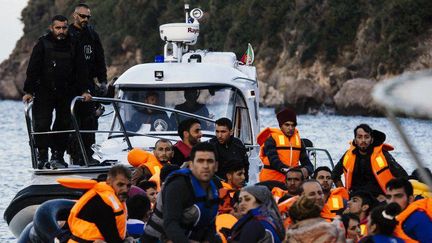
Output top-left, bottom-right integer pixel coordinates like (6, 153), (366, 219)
(81, 92), (93, 102)
(22, 93), (33, 103)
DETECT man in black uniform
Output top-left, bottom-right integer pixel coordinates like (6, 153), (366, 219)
(208, 117), (249, 181)
(69, 3), (108, 165)
(23, 15), (75, 169)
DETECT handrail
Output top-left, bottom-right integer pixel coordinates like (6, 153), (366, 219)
(24, 102), (37, 168)
(26, 96), (219, 169)
(305, 147), (335, 169)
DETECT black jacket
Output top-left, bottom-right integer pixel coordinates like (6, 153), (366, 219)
(69, 24), (107, 94)
(24, 33), (76, 95)
(209, 136), (249, 180)
(332, 130), (408, 196)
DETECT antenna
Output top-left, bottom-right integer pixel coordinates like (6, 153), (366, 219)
(159, 5), (203, 62)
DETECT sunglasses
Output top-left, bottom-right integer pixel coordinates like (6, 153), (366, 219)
(77, 13), (91, 19)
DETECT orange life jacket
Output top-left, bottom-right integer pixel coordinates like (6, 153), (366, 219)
(278, 195), (335, 228)
(218, 181), (238, 214)
(258, 128), (302, 183)
(360, 223), (367, 238)
(342, 143), (395, 193)
(216, 213), (238, 243)
(326, 187), (348, 213)
(61, 180), (127, 243)
(394, 198), (432, 243)
(272, 187), (288, 204)
(128, 148), (163, 190)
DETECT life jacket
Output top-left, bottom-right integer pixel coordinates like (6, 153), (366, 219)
(144, 168), (219, 241)
(218, 181), (238, 214)
(278, 196), (335, 228)
(410, 179), (432, 199)
(231, 207), (282, 243)
(360, 223), (367, 237)
(342, 142), (395, 193)
(216, 214), (238, 243)
(128, 148), (163, 189)
(394, 198), (432, 243)
(40, 35), (74, 92)
(258, 128), (302, 183)
(326, 187), (349, 213)
(59, 179), (127, 243)
(278, 195), (298, 228)
(272, 187), (288, 204)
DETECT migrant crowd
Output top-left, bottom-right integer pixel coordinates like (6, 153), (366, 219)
(58, 108), (432, 243)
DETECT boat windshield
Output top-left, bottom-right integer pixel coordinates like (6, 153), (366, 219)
(113, 86), (237, 133)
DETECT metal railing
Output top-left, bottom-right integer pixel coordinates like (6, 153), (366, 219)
(25, 96), (217, 168)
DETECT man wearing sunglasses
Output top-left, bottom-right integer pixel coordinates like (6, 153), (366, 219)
(69, 3), (108, 166)
(23, 15), (75, 169)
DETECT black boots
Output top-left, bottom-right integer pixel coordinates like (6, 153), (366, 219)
(37, 148), (48, 169)
(50, 150), (68, 169)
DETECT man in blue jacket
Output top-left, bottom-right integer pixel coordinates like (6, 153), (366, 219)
(386, 178), (432, 242)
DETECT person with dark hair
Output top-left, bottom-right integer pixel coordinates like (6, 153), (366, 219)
(171, 118), (202, 166)
(313, 166), (349, 215)
(142, 142), (220, 243)
(230, 185), (285, 243)
(286, 196), (346, 243)
(125, 91), (170, 132)
(345, 190), (378, 237)
(172, 89), (211, 130)
(138, 180), (158, 205)
(332, 124), (407, 200)
(209, 117), (249, 180)
(67, 164), (132, 242)
(129, 139), (174, 187)
(340, 213), (361, 243)
(23, 15), (75, 169)
(219, 160), (246, 214)
(159, 164), (180, 184)
(386, 178), (432, 242)
(257, 107), (313, 184)
(271, 167), (304, 205)
(126, 194), (151, 239)
(359, 203), (404, 243)
(278, 179), (336, 228)
(409, 167), (432, 199)
(68, 3), (108, 165)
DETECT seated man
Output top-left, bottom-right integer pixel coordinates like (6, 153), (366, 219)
(171, 89), (212, 130)
(126, 91), (170, 132)
(313, 166), (348, 215)
(344, 190), (377, 237)
(219, 160), (246, 214)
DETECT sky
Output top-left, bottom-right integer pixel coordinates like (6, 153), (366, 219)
(0, 0), (27, 62)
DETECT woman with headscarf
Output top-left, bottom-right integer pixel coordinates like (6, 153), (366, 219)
(229, 185), (285, 243)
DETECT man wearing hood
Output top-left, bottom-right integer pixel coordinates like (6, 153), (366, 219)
(331, 124), (407, 200)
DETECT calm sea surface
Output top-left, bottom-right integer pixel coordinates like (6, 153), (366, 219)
(1, 100), (431, 240)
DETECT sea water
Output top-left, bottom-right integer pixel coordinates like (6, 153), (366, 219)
(0, 100), (431, 240)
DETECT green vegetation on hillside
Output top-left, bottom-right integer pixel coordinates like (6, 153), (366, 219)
(21, 0), (432, 74)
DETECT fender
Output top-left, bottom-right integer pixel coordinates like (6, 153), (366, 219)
(17, 199), (75, 243)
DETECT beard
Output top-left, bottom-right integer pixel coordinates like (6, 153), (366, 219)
(56, 33), (66, 40)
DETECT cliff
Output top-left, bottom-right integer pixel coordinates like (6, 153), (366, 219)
(1, 0), (432, 115)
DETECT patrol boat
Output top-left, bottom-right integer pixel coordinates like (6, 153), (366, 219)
(6, 5), (336, 240)
(4, 5), (262, 239)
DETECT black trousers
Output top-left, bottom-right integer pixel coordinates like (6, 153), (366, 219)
(69, 101), (98, 163)
(32, 91), (71, 152)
